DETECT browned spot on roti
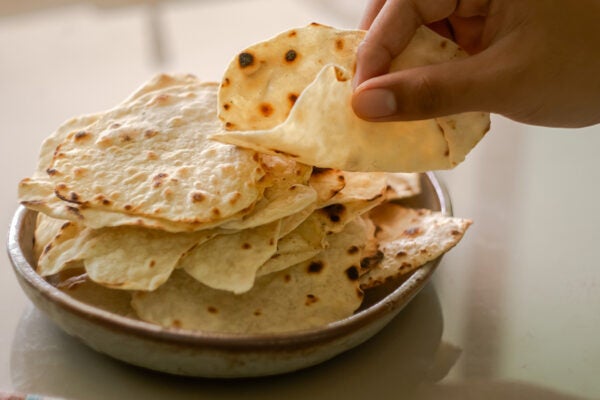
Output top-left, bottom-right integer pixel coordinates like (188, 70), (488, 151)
(285, 49), (297, 62)
(288, 93), (298, 106)
(74, 131), (90, 141)
(335, 39), (344, 50)
(360, 250), (384, 271)
(225, 122), (236, 129)
(221, 77), (230, 87)
(172, 319), (182, 328)
(191, 192), (205, 203)
(284, 274), (291, 283)
(259, 103), (274, 117)
(207, 306), (218, 314)
(242, 243), (251, 250)
(211, 207), (221, 216)
(288, 30), (297, 37)
(144, 129), (159, 139)
(223, 103), (231, 110)
(345, 266), (359, 281)
(321, 203), (346, 223)
(238, 52), (255, 68)
(311, 167), (331, 176)
(396, 251), (407, 257)
(347, 245), (359, 255)
(308, 261), (324, 273)
(253, 310), (262, 316)
(149, 260), (156, 268)
(124, 204), (133, 211)
(305, 294), (318, 305)
(46, 168), (58, 176)
(440, 40), (448, 49)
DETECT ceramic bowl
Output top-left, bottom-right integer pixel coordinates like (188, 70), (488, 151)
(7, 172), (451, 378)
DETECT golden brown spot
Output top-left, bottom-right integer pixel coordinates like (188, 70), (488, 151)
(305, 294), (318, 306)
(147, 151), (159, 160)
(308, 261), (324, 273)
(420, 249), (428, 254)
(444, 149), (450, 157)
(207, 306), (218, 314)
(259, 103), (274, 117)
(144, 129), (159, 139)
(321, 203), (346, 223)
(191, 192), (205, 203)
(149, 260), (156, 268)
(440, 40), (448, 49)
(284, 274), (291, 283)
(223, 103), (231, 110)
(74, 131), (90, 141)
(252, 153), (260, 162)
(228, 191), (242, 205)
(360, 251), (384, 271)
(288, 30), (297, 37)
(451, 230), (461, 236)
(242, 243), (252, 250)
(120, 134), (132, 142)
(345, 266), (359, 281)
(347, 245), (359, 255)
(396, 251), (407, 257)
(221, 77), (230, 87)
(288, 93), (298, 106)
(69, 192), (80, 203)
(73, 167), (86, 177)
(124, 204), (133, 211)
(269, 238), (275, 246)
(335, 39), (344, 50)
(56, 183), (68, 191)
(211, 207), (221, 216)
(172, 319), (182, 328)
(225, 122), (235, 129)
(254, 310), (262, 316)
(334, 67), (348, 82)
(285, 49), (297, 62)
(46, 168), (58, 176)
(311, 167), (331, 176)
(238, 52), (254, 68)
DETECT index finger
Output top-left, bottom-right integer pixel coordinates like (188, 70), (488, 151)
(354, 0), (458, 87)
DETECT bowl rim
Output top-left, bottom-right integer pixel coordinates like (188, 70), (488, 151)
(7, 171), (451, 350)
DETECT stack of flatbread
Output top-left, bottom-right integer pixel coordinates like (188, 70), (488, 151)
(18, 24), (480, 334)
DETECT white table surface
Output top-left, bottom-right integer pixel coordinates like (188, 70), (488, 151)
(1, 1), (599, 399)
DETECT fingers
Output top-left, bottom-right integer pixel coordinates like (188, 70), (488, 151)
(359, 0), (387, 30)
(354, 0), (458, 87)
(352, 49), (502, 120)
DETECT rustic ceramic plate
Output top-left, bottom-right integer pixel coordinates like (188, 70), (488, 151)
(7, 172), (451, 378)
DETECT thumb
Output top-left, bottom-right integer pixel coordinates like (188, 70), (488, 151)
(352, 51), (501, 121)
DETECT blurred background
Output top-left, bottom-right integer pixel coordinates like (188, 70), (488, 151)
(1, 1), (599, 399)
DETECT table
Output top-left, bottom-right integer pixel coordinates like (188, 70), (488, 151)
(1, 1), (599, 398)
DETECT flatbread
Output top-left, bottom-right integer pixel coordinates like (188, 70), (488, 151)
(214, 24), (490, 172)
(131, 218), (369, 334)
(180, 220), (281, 294)
(360, 203), (471, 289)
(19, 76), (266, 231)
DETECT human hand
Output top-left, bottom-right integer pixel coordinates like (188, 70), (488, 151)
(352, 0), (600, 128)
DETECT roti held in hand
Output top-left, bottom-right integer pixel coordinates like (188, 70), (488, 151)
(214, 24), (490, 172)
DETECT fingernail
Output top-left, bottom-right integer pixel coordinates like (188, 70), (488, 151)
(353, 88), (397, 119)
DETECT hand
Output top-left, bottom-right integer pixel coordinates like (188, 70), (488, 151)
(352, 0), (600, 128)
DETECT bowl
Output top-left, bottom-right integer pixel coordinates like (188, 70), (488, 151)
(7, 172), (451, 378)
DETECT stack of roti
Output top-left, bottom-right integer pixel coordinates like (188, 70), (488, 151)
(18, 23), (479, 334)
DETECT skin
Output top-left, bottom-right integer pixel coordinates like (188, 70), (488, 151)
(352, 0), (600, 128)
